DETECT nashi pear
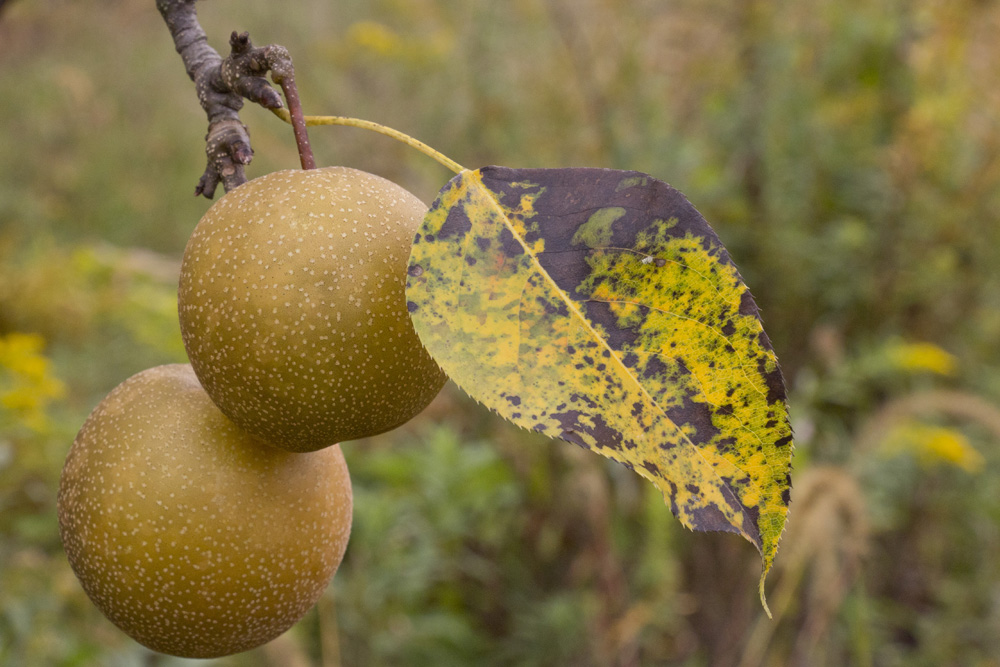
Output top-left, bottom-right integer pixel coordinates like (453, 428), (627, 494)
(57, 364), (353, 658)
(178, 167), (446, 452)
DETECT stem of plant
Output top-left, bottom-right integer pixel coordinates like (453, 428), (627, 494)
(277, 75), (316, 170)
(270, 108), (465, 175)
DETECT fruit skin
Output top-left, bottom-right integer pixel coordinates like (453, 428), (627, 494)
(178, 167), (447, 452)
(57, 364), (353, 659)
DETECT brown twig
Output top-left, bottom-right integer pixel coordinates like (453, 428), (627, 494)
(156, 1), (314, 197)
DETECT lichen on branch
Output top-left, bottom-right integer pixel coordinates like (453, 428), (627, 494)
(156, 0), (313, 197)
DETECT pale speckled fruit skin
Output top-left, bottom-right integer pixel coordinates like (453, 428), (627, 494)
(178, 167), (447, 452)
(57, 364), (353, 659)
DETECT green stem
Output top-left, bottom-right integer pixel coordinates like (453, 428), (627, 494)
(270, 108), (465, 175)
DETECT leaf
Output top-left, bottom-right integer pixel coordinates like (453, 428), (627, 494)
(405, 166), (793, 611)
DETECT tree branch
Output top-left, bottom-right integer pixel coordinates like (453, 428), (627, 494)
(156, 0), (313, 197)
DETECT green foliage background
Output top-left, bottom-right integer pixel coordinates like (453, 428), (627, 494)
(2, 0), (1000, 665)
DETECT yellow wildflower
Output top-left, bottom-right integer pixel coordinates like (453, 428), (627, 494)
(0, 332), (66, 433)
(348, 21), (400, 57)
(885, 341), (957, 376)
(883, 422), (984, 474)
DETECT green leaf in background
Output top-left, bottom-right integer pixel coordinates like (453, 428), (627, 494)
(405, 166), (794, 610)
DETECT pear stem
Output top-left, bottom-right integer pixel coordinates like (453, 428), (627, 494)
(277, 76), (316, 170)
(270, 109), (465, 175)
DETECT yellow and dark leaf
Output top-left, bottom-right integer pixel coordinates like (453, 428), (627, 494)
(405, 166), (793, 610)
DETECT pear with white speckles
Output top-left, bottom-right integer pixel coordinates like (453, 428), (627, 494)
(178, 166), (447, 452)
(57, 364), (353, 659)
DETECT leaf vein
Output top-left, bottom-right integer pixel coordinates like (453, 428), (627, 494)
(583, 297), (769, 402)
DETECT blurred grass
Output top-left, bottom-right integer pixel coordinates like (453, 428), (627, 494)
(3, 0), (1000, 665)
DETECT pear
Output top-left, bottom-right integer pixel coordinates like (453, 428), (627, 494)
(178, 167), (446, 452)
(57, 364), (353, 659)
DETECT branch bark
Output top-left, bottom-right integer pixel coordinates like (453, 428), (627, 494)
(156, 0), (312, 197)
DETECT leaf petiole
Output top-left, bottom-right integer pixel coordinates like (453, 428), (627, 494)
(270, 108), (465, 175)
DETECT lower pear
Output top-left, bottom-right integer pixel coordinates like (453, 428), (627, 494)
(57, 364), (353, 658)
